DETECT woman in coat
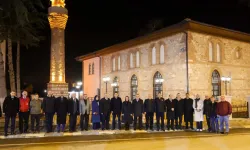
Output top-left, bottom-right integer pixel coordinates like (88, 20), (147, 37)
(122, 96), (132, 130)
(92, 95), (101, 130)
(193, 94), (204, 132)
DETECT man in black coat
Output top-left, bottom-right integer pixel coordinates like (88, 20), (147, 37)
(55, 92), (68, 133)
(68, 93), (79, 132)
(184, 93), (194, 130)
(100, 93), (111, 130)
(203, 95), (211, 132)
(42, 91), (56, 133)
(144, 94), (155, 131)
(132, 94), (144, 130)
(110, 92), (122, 130)
(165, 94), (176, 131)
(155, 93), (166, 131)
(174, 93), (184, 130)
(3, 91), (19, 136)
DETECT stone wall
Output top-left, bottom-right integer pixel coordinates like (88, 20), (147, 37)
(100, 33), (187, 100)
(188, 31), (250, 101)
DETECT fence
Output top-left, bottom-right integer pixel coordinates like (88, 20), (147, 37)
(232, 102), (248, 118)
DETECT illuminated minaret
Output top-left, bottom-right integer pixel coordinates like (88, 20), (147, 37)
(47, 0), (68, 97)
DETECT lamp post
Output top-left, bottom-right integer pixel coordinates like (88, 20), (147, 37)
(76, 81), (82, 99)
(221, 76), (231, 95)
(103, 77), (110, 94)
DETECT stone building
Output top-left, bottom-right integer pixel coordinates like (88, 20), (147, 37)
(76, 19), (250, 102)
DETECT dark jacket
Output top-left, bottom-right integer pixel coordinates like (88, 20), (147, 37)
(132, 99), (144, 116)
(3, 96), (19, 117)
(165, 99), (176, 119)
(110, 97), (122, 114)
(100, 98), (111, 114)
(144, 99), (155, 113)
(175, 98), (184, 116)
(208, 102), (218, 117)
(122, 101), (133, 123)
(155, 98), (166, 113)
(184, 98), (194, 122)
(55, 97), (68, 115)
(42, 96), (56, 113)
(0, 105), (2, 117)
(203, 99), (211, 115)
(68, 98), (79, 115)
(92, 99), (101, 123)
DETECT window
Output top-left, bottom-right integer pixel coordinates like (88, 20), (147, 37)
(216, 44), (221, 62)
(130, 53), (133, 68)
(89, 64), (91, 75)
(131, 75), (138, 100)
(152, 47), (156, 65)
(236, 48), (241, 59)
(92, 63), (94, 74)
(160, 45), (164, 64)
(113, 77), (119, 95)
(153, 71), (163, 99)
(118, 56), (121, 70)
(209, 42), (213, 62)
(112, 58), (116, 71)
(212, 70), (221, 98)
(136, 51), (140, 67)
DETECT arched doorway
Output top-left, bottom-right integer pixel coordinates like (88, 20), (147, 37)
(112, 77), (119, 95)
(153, 71), (163, 99)
(212, 70), (221, 98)
(131, 75), (138, 100)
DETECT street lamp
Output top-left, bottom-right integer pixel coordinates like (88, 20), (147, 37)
(76, 81), (82, 99)
(221, 76), (231, 95)
(103, 77), (110, 94)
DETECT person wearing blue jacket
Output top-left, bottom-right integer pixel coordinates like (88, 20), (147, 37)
(92, 95), (101, 130)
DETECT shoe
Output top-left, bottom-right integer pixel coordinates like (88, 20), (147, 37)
(4, 133), (8, 137)
(225, 132), (229, 135)
(220, 132), (224, 134)
(199, 129), (203, 132)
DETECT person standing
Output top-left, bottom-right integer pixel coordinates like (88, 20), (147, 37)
(175, 93), (184, 130)
(55, 92), (68, 133)
(79, 94), (91, 131)
(184, 93), (194, 130)
(100, 93), (111, 130)
(208, 96), (219, 133)
(216, 95), (232, 134)
(144, 94), (155, 131)
(165, 94), (176, 131)
(68, 93), (79, 132)
(110, 92), (122, 130)
(122, 96), (133, 130)
(132, 94), (144, 130)
(30, 94), (42, 133)
(3, 91), (19, 136)
(42, 91), (56, 133)
(193, 94), (204, 131)
(203, 95), (211, 132)
(155, 93), (166, 131)
(19, 91), (30, 134)
(92, 95), (101, 130)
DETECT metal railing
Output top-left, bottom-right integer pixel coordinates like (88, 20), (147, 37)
(232, 102), (248, 118)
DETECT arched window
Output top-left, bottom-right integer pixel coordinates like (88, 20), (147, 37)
(216, 44), (221, 62)
(160, 45), (164, 64)
(113, 77), (119, 95)
(131, 75), (138, 100)
(136, 51), (140, 67)
(130, 53), (133, 68)
(92, 63), (94, 74)
(152, 47), (156, 65)
(153, 71), (163, 99)
(89, 64), (91, 75)
(209, 42), (213, 62)
(112, 58), (116, 71)
(212, 70), (221, 98)
(118, 56), (121, 70)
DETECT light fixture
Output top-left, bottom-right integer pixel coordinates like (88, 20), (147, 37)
(221, 76), (231, 95)
(103, 77), (110, 82)
(77, 81), (82, 86)
(111, 83), (118, 87)
(76, 85), (80, 89)
(44, 90), (47, 93)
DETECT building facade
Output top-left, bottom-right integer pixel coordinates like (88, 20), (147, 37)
(77, 19), (250, 102)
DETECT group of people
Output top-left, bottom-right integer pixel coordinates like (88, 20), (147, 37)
(1, 90), (232, 137)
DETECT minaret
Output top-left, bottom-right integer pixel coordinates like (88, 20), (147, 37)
(47, 0), (68, 97)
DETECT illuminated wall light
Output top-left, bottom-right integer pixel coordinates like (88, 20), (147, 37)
(52, 76), (55, 81)
(59, 75), (62, 82)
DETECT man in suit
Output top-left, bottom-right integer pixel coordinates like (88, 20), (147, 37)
(144, 94), (155, 131)
(110, 92), (122, 130)
(132, 94), (144, 130)
(203, 95), (212, 132)
(55, 91), (68, 133)
(79, 94), (91, 131)
(100, 93), (111, 130)
(184, 93), (194, 130)
(155, 93), (166, 131)
(3, 91), (19, 136)
(68, 93), (79, 132)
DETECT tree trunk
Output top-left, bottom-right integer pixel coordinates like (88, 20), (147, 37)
(0, 40), (7, 105)
(16, 41), (21, 97)
(7, 32), (16, 92)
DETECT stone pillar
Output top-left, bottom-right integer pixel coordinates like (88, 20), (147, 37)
(246, 96), (250, 118)
(218, 96), (233, 120)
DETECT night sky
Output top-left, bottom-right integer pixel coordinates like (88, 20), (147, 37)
(18, 0), (250, 95)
